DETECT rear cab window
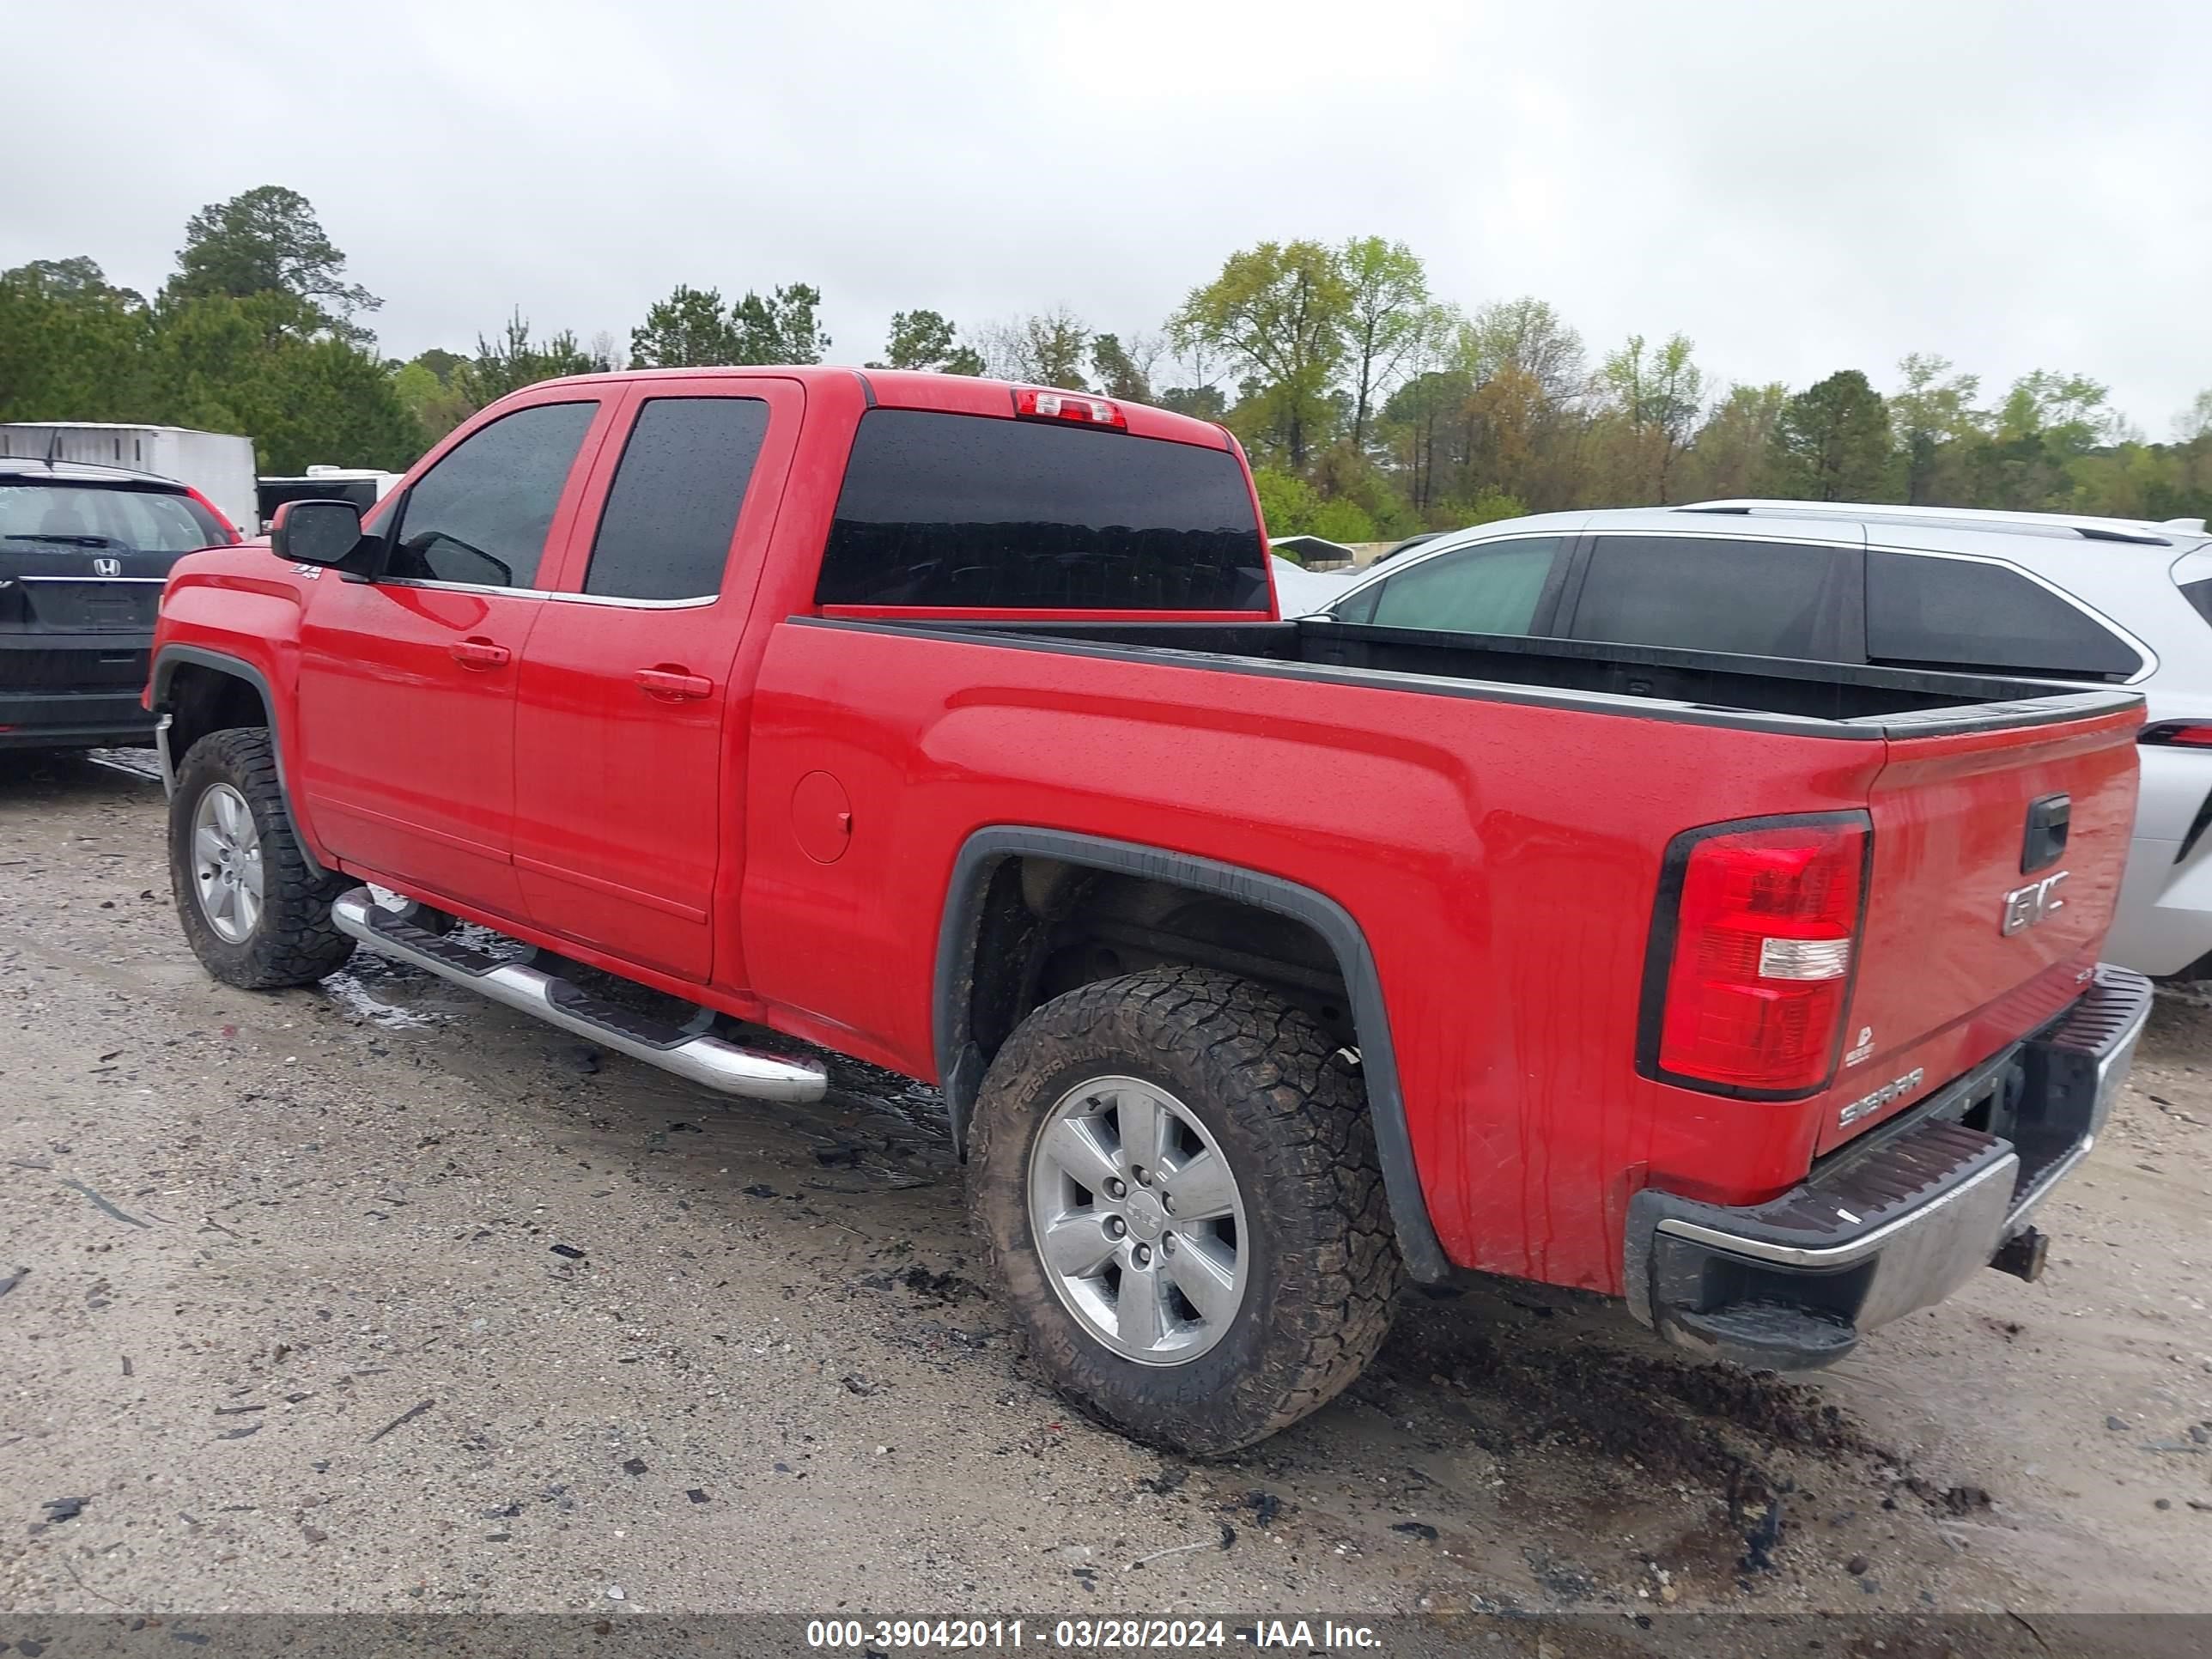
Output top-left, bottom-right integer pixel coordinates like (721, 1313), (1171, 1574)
(816, 410), (1268, 611)
(1867, 550), (2142, 680)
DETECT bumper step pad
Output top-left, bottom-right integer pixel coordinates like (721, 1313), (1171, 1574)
(330, 888), (827, 1103)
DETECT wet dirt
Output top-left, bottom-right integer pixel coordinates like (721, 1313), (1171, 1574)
(2, 750), (2208, 1618)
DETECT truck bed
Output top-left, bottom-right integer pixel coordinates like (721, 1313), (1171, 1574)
(852, 615), (2142, 737)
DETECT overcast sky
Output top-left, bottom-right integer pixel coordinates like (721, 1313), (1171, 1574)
(8, 0), (2208, 431)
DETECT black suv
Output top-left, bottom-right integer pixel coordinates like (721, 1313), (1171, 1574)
(1, 457), (237, 750)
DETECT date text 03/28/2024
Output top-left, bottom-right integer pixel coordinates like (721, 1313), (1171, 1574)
(804, 1619), (1383, 1650)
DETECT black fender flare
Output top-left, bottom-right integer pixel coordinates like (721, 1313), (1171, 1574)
(150, 644), (329, 879)
(933, 826), (1451, 1283)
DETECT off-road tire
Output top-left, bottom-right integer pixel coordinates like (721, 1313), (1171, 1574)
(969, 967), (1403, 1455)
(170, 728), (356, 989)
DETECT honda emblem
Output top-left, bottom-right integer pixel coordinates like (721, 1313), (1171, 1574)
(92, 556), (122, 577)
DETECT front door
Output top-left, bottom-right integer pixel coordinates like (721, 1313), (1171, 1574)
(295, 396), (610, 920)
(511, 380), (796, 981)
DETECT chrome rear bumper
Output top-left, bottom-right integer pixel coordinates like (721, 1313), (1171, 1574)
(1625, 965), (2153, 1370)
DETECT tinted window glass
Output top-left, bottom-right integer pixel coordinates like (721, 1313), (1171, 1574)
(1868, 550), (2141, 679)
(1365, 538), (1562, 635)
(585, 398), (769, 601)
(1571, 535), (1840, 658)
(388, 401), (597, 589)
(817, 410), (1267, 610)
(1333, 581), (1381, 624)
(0, 483), (222, 552)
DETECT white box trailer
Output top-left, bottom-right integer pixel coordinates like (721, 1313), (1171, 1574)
(256, 465), (405, 529)
(0, 422), (258, 538)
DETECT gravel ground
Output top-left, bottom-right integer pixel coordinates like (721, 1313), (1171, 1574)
(3, 749), (2209, 1622)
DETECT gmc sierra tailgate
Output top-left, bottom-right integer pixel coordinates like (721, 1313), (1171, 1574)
(1820, 696), (2142, 1153)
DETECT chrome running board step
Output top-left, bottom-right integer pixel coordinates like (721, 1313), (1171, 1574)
(331, 887), (827, 1103)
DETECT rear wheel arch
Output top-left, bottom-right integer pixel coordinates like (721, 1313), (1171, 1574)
(933, 826), (1451, 1282)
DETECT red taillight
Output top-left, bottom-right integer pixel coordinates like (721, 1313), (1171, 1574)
(1012, 387), (1127, 429)
(1649, 817), (1869, 1095)
(185, 486), (242, 544)
(2142, 722), (2212, 748)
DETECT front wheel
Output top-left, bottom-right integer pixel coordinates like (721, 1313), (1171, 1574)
(968, 968), (1403, 1455)
(169, 727), (355, 989)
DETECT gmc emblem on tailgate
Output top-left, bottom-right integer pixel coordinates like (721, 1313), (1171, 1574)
(2001, 870), (2069, 935)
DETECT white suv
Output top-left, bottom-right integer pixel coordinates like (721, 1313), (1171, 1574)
(1305, 501), (2212, 977)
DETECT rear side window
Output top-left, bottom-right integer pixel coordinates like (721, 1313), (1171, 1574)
(2182, 578), (2212, 627)
(388, 400), (598, 590)
(0, 483), (222, 553)
(585, 398), (770, 601)
(1571, 535), (1844, 659)
(1360, 538), (1564, 635)
(1868, 550), (2142, 679)
(816, 410), (1267, 611)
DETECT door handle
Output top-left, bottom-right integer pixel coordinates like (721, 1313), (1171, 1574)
(451, 637), (511, 669)
(636, 667), (714, 701)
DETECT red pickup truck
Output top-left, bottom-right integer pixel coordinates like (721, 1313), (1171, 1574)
(148, 367), (2153, 1453)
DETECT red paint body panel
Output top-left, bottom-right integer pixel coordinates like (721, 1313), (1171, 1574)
(149, 366), (2144, 1302)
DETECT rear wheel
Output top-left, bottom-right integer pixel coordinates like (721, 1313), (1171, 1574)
(969, 967), (1402, 1455)
(170, 728), (355, 989)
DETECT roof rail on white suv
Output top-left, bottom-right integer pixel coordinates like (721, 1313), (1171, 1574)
(1680, 499), (2208, 547)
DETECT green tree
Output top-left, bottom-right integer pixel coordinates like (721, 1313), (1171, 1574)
(730, 283), (830, 364)
(2178, 389), (2212, 443)
(1251, 467), (1322, 538)
(1679, 382), (1789, 500)
(1089, 332), (1157, 403)
(1170, 240), (1350, 471)
(1952, 369), (2117, 510)
(162, 185), (380, 343)
(1765, 370), (1893, 501)
(4, 256), (143, 306)
(125, 291), (424, 471)
(0, 259), (150, 420)
(1335, 237), (1430, 453)
(1310, 441), (1416, 538)
(978, 309), (1091, 389)
(1462, 297), (1585, 403)
(1379, 367), (1475, 514)
(629, 283), (741, 368)
(410, 346), (466, 386)
(1996, 370), (2116, 451)
(1308, 496), (1378, 543)
(1599, 332), (1706, 502)
(1888, 353), (1984, 502)
(459, 310), (610, 408)
(1431, 487), (1528, 529)
(392, 356), (471, 442)
(1155, 385), (1228, 421)
(872, 309), (984, 374)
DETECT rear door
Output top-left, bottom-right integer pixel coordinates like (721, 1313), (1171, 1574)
(510, 377), (799, 982)
(295, 395), (611, 921)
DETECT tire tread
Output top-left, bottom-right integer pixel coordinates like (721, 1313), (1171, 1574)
(969, 966), (1402, 1454)
(170, 727), (354, 990)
